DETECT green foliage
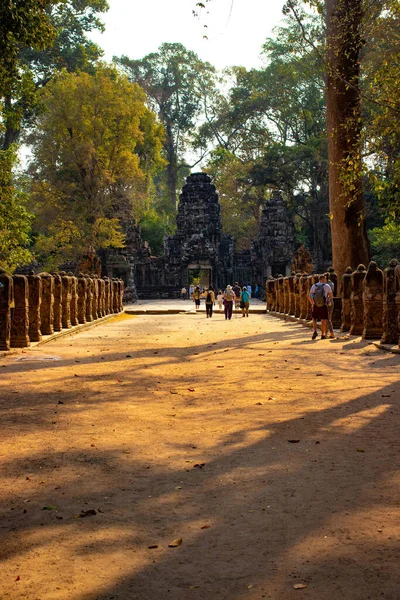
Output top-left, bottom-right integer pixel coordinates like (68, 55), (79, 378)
(369, 221), (400, 266)
(0, 146), (33, 272)
(29, 64), (165, 267)
(139, 209), (173, 257)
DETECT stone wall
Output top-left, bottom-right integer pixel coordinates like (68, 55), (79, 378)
(0, 270), (124, 351)
(265, 260), (400, 347)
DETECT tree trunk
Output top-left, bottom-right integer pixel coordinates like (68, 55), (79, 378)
(1, 94), (21, 150)
(326, 0), (370, 283)
(165, 125), (177, 214)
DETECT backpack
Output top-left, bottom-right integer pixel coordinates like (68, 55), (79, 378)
(206, 291), (212, 303)
(241, 290), (249, 303)
(313, 282), (326, 307)
(225, 289), (233, 301)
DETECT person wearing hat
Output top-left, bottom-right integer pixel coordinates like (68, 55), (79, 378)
(223, 285), (234, 320)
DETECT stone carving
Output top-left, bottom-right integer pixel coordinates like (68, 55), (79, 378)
(0, 269), (13, 351)
(60, 272), (72, 329)
(53, 272), (63, 332)
(340, 267), (353, 332)
(299, 274), (308, 320)
(266, 277), (275, 311)
(283, 276), (290, 314)
(99, 278), (105, 317)
(350, 264), (367, 336)
(40, 273), (54, 335)
(85, 275), (93, 322)
(27, 271), (42, 342)
(103, 277), (110, 315)
(10, 275), (30, 348)
(112, 279), (119, 313)
(305, 275), (313, 321)
(288, 273), (296, 316)
(381, 260), (399, 345)
(291, 245), (313, 275)
(77, 274), (87, 324)
(294, 273), (301, 318)
(69, 273), (79, 326)
(363, 261), (383, 339)
(92, 276), (98, 320)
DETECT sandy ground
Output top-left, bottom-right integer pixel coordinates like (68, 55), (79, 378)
(1, 310), (399, 600)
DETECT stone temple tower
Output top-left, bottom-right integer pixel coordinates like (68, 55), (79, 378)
(164, 172), (233, 289)
(252, 190), (296, 280)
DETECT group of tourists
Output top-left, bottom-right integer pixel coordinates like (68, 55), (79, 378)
(191, 282), (252, 320)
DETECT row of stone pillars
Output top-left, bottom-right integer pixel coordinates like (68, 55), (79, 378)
(0, 271), (124, 351)
(265, 260), (400, 345)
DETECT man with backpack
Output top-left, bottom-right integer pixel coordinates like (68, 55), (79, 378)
(308, 274), (333, 340)
(205, 286), (215, 318)
(240, 286), (250, 317)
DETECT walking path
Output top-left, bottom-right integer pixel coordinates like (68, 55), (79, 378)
(124, 298), (267, 314)
(1, 310), (399, 600)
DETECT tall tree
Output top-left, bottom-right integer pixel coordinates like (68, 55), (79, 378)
(29, 65), (165, 270)
(325, 0), (370, 277)
(115, 43), (215, 213)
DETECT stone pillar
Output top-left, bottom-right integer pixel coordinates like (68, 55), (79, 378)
(27, 271), (42, 342)
(85, 275), (93, 322)
(273, 278), (279, 312)
(396, 265), (400, 346)
(69, 273), (79, 326)
(266, 277), (275, 311)
(60, 272), (72, 329)
(362, 261), (383, 340)
(305, 275), (313, 321)
(350, 264), (367, 336)
(119, 279), (124, 312)
(0, 269), (13, 351)
(97, 276), (103, 317)
(327, 267), (338, 296)
(381, 259), (399, 345)
(340, 267), (353, 332)
(53, 273), (63, 332)
(294, 273), (301, 318)
(92, 276), (98, 320)
(112, 279), (119, 313)
(98, 277), (105, 317)
(299, 274), (308, 321)
(77, 274), (87, 324)
(10, 275), (30, 348)
(288, 273), (296, 316)
(40, 273), (54, 335)
(277, 275), (285, 314)
(103, 277), (109, 315)
(283, 276), (290, 314)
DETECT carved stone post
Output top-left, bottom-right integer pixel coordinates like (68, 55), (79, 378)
(40, 273), (54, 335)
(305, 275), (313, 321)
(60, 272), (72, 329)
(119, 279), (124, 312)
(299, 274), (308, 321)
(362, 261), (383, 339)
(396, 265), (400, 346)
(273, 278), (279, 312)
(92, 275), (98, 320)
(340, 267), (353, 332)
(27, 271), (42, 342)
(283, 277), (289, 314)
(85, 275), (93, 322)
(266, 277), (275, 312)
(10, 275), (30, 348)
(278, 275), (285, 314)
(98, 278), (104, 317)
(69, 273), (79, 326)
(77, 274), (87, 324)
(0, 269), (13, 351)
(381, 259), (399, 345)
(103, 278), (110, 315)
(112, 279), (118, 313)
(53, 273), (63, 332)
(288, 273), (296, 316)
(327, 268), (341, 328)
(294, 273), (301, 318)
(327, 267), (338, 296)
(350, 264), (367, 336)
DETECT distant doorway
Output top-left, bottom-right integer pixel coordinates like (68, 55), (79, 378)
(188, 268), (211, 288)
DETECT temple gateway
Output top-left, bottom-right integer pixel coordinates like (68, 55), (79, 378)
(103, 172), (296, 299)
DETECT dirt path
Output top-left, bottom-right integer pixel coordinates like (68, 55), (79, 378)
(1, 311), (399, 600)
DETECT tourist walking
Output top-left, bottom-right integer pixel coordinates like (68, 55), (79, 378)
(308, 274), (333, 340)
(193, 286), (201, 311)
(223, 285), (234, 320)
(325, 272), (335, 338)
(205, 286), (215, 318)
(189, 284), (194, 299)
(247, 284), (252, 298)
(240, 286), (250, 317)
(217, 290), (224, 312)
(233, 282), (241, 309)
(181, 286), (187, 300)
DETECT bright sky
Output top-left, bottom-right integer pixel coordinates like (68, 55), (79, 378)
(90, 0), (287, 70)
